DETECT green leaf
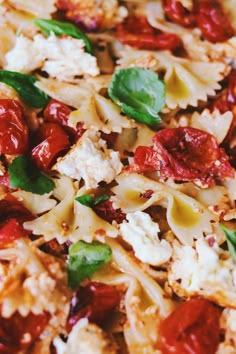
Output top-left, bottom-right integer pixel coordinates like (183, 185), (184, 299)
(33, 18), (93, 54)
(108, 67), (165, 126)
(67, 241), (112, 289)
(220, 224), (236, 261)
(0, 70), (50, 108)
(9, 155), (55, 195)
(75, 194), (109, 207)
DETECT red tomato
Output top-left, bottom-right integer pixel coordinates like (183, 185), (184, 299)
(93, 200), (126, 224)
(31, 122), (70, 171)
(0, 99), (28, 155)
(67, 282), (120, 332)
(159, 298), (221, 354)
(132, 127), (234, 185)
(0, 194), (34, 248)
(44, 99), (72, 127)
(116, 16), (182, 51)
(0, 311), (49, 353)
(196, 0), (234, 43)
(162, 0), (196, 27)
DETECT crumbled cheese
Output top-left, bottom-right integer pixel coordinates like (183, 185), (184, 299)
(119, 211), (172, 266)
(53, 318), (117, 354)
(217, 308), (236, 354)
(53, 130), (123, 188)
(5, 35), (44, 73)
(5, 33), (99, 81)
(168, 239), (236, 308)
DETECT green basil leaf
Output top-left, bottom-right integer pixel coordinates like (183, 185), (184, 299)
(220, 224), (236, 261)
(75, 195), (94, 207)
(0, 70), (50, 108)
(33, 18), (93, 54)
(75, 194), (109, 207)
(67, 241), (112, 289)
(9, 155), (55, 195)
(108, 67), (165, 126)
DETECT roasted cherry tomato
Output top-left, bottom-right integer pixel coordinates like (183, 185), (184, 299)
(0, 99), (28, 155)
(67, 282), (120, 332)
(0, 311), (49, 353)
(196, 0), (234, 43)
(162, 0), (196, 27)
(31, 122), (70, 172)
(44, 99), (72, 126)
(116, 15), (182, 51)
(0, 194), (34, 248)
(132, 127), (234, 185)
(93, 200), (126, 224)
(159, 298), (221, 354)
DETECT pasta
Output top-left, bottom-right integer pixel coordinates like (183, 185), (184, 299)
(0, 0), (235, 353)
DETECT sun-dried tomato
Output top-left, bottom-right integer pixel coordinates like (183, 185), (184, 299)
(67, 282), (120, 332)
(162, 0), (196, 27)
(132, 127), (234, 185)
(93, 200), (126, 224)
(196, 0), (234, 43)
(160, 298), (221, 354)
(31, 122), (71, 172)
(0, 194), (34, 247)
(0, 311), (49, 353)
(0, 99), (28, 155)
(40, 238), (69, 258)
(116, 15), (182, 51)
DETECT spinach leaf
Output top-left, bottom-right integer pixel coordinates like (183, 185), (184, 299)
(108, 67), (165, 126)
(67, 241), (112, 289)
(0, 70), (50, 108)
(9, 155), (55, 195)
(75, 194), (109, 207)
(220, 224), (236, 261)
(33, 18), (93, 54)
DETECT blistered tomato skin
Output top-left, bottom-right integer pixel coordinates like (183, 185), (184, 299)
(0, 194), (34, 248)
(67, 282), (120, 332)
(31, 122), (71, 172)
(0, 311), (49, 353)
(196, 0), (234, 43)
(159, 298), (221, 354)
(116, 16), (182, 51)
(44, 99), (72, 127)
(93, 200), (126, 224)
(0, 99), (28, 155)
(163, 0), (196, 27)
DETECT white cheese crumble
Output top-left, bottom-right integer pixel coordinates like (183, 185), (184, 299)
(168, 239), (236, 308)
(53, 318), (117, 354)
(119, 211), (172, 266)
(53, 130), (123, 188)
(5, 33), (99, 81)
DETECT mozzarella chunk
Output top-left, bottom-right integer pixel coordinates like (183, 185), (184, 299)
(54, 130), (123, 188)
(217, 308), (236, 354)
(53, 318), (117, 354)
(5, 35), (44, 73)
(119, 211), (172, 266)
(168, 239), (236, 308)
(5, 33), (99, 81)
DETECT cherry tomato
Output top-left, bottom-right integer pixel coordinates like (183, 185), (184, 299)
(93, 200), (126, 224)
(44, 99), (72, 126)
(0, 311), (49, 353)
(162, 0), (196, 27)
(31, 122), (70, 171)
(0, 194), (34, 248)
(0, 99), (28, 155)
(67, 282), (120, 332)
(116, 16), (182, 51)
(196, 0), (234, 43)
(159, 298), (221, 354)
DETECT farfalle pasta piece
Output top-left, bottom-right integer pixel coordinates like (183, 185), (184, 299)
(117, 47), (228, 109)
(112, 172), (218, 245)
(68, 93), (135, 134)
(12, 190), (56, 214)
(35, 77), (93, 108)
(0, 23), (15, 68)
(7, 0), (56, 18)
(168, 239), (236, 308)
(0, 239), (69, 318)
